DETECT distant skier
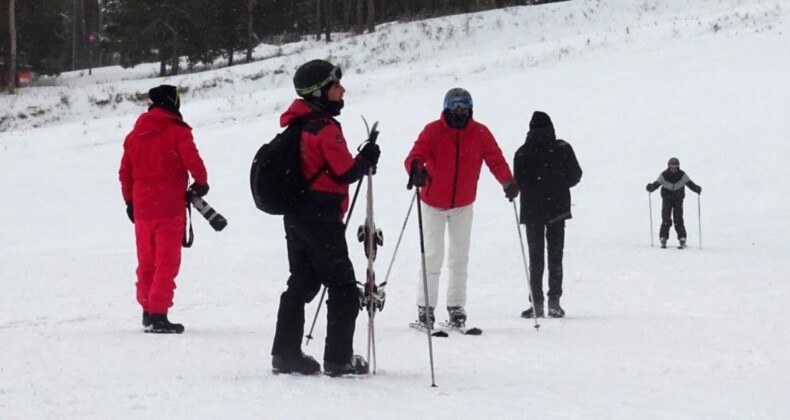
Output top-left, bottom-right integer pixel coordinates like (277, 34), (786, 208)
(514, 111), (582, 319)
(119, 85), (209, 334)
(646, 157), (701, 248)
(270, 60), (380, 377)
(405, 87), (518, 329)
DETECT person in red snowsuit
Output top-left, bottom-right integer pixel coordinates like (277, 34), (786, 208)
(119, 85), (209, 334)
(405, 87), (519, 329)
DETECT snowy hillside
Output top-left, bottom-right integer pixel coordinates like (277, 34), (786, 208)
(1, 1), (789, 419)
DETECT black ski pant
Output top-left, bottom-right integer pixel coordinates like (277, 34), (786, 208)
(525, 220), (565, 305)
(271, 220), (360, 365)
(659, 198), (686, 240)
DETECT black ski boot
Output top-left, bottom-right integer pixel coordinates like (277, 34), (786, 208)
(145, 313), (185, 334)
(272, 352), (321, 375)
(660, 237), (668, 249)
(547, 299), (565, 318)
(323, 355), (369, 377)
(679, 237), (686, 249)
(447, 306), (467, 328)
(417, 306), (435, 329)
(142, 311), (152, 327)
(521, 304), (544, 319)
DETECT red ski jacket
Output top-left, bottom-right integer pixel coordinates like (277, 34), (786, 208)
(404, 115), (514, 209)
(119, 107), (208, 220)
(280, 99), (365, 222)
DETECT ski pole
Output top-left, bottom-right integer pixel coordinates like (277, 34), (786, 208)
(380, 194), (416, 290)
(648, 192), (654, 247)
(698, 194), (702, 249)
(512, 201), (540, 331)
(415, 188), (438, 387)
(304, 178), (363, 346)
(409, 159), (438, 387)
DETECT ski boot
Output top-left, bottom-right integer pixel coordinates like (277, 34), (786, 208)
(324, 355), (369, 377)
(679, 237), (686, 249)
(145, 313), (185, 334)
(547, 299), (565, 318)
(272, 352), (321, 375)
(417, 306), (435, 329)
(142, 311), (152, 328)
(521, 304), (544, 319)
(447, 306), (467, 328)
(660, 237), (668, 249)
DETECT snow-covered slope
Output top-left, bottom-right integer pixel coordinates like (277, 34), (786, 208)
(1, 1), (789, 419)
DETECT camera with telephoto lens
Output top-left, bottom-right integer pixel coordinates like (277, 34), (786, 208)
(190, 195), (228, 231)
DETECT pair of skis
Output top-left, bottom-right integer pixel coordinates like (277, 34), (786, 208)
(409, 321), (483, 337)
(357, 117), (385, 375)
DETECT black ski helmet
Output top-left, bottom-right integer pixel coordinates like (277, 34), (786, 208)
(293, 59), (342, 98)
(149, 84), (180, 110)
(668, 157), (680, 167)
(443, 87), (473, 111)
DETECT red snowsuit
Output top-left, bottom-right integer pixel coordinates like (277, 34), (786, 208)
(119, 106), (207, 314)
(404, 114), (514, 209)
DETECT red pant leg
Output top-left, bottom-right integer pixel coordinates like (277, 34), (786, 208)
(135, 220), (156, 311)
(134, 217), (184, 313)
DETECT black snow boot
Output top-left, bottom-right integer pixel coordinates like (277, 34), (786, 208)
(145, 313), (185, 334)
(521, 304), (544, 319)
(417, 306), (435, 329)
(272, 352), (321, 375)
(547, 300), (565, 318)
(447, 306), (467, 327)
(142, 311), (152, 327)
(323, 355), (369, 377)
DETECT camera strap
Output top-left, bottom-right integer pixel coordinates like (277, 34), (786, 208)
(183, 200), (194, 248)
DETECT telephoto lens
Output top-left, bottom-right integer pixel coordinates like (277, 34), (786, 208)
(190, 195), (228, 231)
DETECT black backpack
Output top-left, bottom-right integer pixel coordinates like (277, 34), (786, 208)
(250, 116), (323, 215)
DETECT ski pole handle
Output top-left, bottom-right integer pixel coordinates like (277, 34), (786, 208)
(407, 158), (418, 190)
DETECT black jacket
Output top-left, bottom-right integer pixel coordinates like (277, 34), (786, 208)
(514, 126), (582, 224)
(647, 168), (700, 201)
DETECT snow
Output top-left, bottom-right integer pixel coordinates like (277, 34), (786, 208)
(1, 0), (789, 418)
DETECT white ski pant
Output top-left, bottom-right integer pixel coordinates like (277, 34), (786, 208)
(416, 203), (474, 309)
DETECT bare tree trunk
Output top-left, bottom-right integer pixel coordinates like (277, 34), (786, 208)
(170, 37), (179, 76)
(343, 0), (351, 31)
(159, 50), (167, 78)
(163, 22), (178, 76)
(8, 0), (16, 94)
(366, 0), (374, 33)
(315, 0), (322, 40)
(79, 0), (87, 69)
(246, 0), (255, 63)
(97, 0), (104, 67)
(324, 0), (331, 43)
(355, 0), (363, 34)
(228, 49), (234, 67)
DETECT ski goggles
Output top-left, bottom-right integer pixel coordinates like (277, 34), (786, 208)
(297, 66), (343, 97)
(443, 96), (473, 112)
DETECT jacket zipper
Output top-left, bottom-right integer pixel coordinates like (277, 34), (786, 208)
(450, 132), (461, 208)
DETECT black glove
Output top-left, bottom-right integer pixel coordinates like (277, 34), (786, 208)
(409, 164), (429, 188)
(646, 183), (654, 193)
(189, 182), (210, 198)
(695, 185), (702, 195)
(125, 201), (134, 223)
(504, 181), (519, 201)
(358, 142), (381, 168)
